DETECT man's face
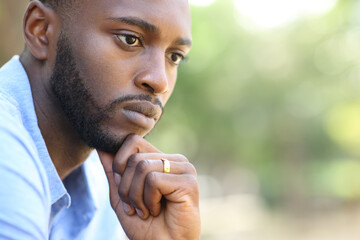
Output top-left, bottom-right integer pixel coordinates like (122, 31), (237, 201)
(49, 0), (192, 154)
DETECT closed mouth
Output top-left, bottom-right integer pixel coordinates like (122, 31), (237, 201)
(123, 101), (162, 121)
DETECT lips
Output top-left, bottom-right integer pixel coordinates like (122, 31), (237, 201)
(121, 101), (162, 129)
(123, 101), (162, 120)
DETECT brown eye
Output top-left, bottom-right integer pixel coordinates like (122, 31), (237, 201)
(117, 34), (141, 47)
(169, 53), (184, 65)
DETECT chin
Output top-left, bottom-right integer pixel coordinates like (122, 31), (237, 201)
(87, 126), (152, 155)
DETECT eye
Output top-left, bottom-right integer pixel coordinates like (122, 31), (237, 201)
(116, 34), (142, 47)
(168, 53), (185, 65)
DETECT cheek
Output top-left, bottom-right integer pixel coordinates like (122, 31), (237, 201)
(70, 34), (140, 105)
(68, 29), (180, 107)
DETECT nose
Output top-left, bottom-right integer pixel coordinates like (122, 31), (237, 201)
(134, 51), (169, 95)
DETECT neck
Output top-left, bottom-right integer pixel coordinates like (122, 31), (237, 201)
(20, 52), (92, 180)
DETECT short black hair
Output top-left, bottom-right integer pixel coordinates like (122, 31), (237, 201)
(31, 0), (74, 9)
(30, 0), (77, 24)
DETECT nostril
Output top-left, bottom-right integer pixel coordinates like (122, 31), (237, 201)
(142, 83), (154, 93)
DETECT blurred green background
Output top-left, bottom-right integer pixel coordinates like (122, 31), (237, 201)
(2, 0), (360, 239)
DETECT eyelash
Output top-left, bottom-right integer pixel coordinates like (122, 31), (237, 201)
(116, 34), (143, 47)
(167, 52), (186, 66)
(115, 34), (187, 66)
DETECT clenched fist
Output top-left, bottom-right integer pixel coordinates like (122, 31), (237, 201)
(98, 134), (201, 240)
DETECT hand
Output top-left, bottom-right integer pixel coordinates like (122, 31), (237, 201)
(97, 134), (201, 240)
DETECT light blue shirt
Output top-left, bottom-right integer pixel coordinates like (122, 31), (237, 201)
(0, 56), (126, 239)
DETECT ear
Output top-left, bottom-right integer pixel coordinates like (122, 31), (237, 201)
(23, 1), (59, 61)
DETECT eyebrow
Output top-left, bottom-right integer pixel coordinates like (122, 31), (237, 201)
(175, 38), (192, 47)
(107, 16), (158, 34)
(107, 16), (192, 47)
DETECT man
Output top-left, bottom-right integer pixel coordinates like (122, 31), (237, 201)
(0, 0), (200, 239)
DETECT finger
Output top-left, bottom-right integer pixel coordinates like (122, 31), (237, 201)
(124, 153), (190, 163)
(97, 151), (121, 209)
(144, 172), (199, 217)
(125, 160), (196, 219)
(113, 134), (160, 175)
(98, 150), (136, 216)
(118, 152), (192, 206)
(118, 152), (194, 205)
(97, 150), (114, 175)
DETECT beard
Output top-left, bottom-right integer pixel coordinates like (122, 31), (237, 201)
(50, 32), (162, 154)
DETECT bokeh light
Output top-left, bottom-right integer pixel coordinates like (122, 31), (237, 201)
(234, 0), (338, 29)
(189, 0), (216, 7)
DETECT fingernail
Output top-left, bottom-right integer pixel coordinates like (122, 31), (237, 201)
(135, 208), (144, 219)
(114, 173), (121, 185)
(122, 202), (132, 215)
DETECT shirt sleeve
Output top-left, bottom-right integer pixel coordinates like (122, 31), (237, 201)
(0, 111), (50, 239)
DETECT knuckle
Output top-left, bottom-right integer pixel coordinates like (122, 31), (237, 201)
(186, 163), (197, 177)
(135, 160), (150, 175)
(192, 180), (200, 195)
(186, 175), (199, 194)
(145, 172), (158, 188)
(112, 160), (123, 174)
(128, 134), (142, 144)
(127, 154), (139, 168)
(187, 175), (197, 184)
(174, 153), (189, 162)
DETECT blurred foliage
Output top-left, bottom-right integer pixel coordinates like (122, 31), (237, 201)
(2, 0), (360, 209)
(150, 0), (360, 208)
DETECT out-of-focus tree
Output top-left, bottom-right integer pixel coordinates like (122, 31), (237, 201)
(150, 0), (360, 209)
(0, 1), (27, 64)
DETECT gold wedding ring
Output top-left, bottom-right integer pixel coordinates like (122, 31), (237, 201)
(161, 158), (171, 173)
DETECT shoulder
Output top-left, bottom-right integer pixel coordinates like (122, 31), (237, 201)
(0, 94), (51, 239)
(0, 92), (39, 165)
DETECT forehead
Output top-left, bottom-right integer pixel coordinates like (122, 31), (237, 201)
(72, 0), (191, 38)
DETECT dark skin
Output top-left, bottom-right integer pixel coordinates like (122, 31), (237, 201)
(20, 0), (200, 239)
